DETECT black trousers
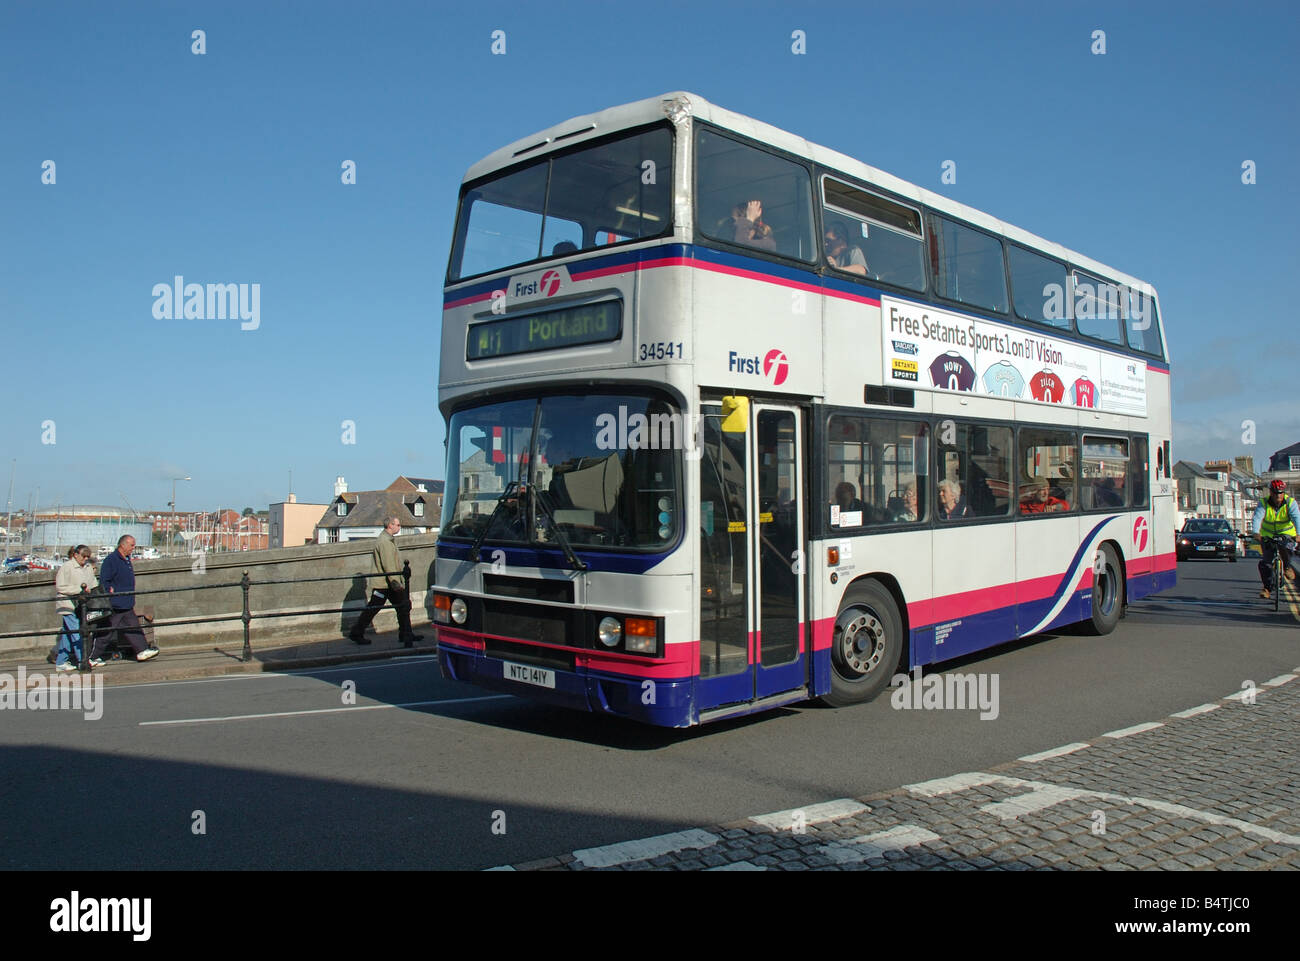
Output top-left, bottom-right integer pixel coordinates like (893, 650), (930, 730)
(1259, 541), (1296, 589)
(90, 609), (150, 658)
(352, 585), (414, 638)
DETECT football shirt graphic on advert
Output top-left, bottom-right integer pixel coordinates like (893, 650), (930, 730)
(981, 360), (1026, 398)
(1070, 376), (1097, 408)
(928, 351), (976, 391)
(1030, 369), (1064, 403)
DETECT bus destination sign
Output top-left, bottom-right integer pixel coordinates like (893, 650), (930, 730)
(467, 301), (622, 361)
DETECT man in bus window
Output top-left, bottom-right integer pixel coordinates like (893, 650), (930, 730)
(1020, 477), (1068, 514)
(824, 220), (867, 276)
(730, 199), (776, 251)
(938, 479), (970, 519)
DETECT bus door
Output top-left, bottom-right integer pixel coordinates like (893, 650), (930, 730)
(697, 398), (806, 715)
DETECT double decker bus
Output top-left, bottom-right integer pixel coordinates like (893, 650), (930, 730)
(432, 92), (1175, 728)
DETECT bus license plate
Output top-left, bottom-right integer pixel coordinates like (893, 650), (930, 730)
(1196, 545), (1215, 551)
(503, 661), (555, 689)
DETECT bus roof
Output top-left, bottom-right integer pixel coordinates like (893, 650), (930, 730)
(462, 91), (1158, 298)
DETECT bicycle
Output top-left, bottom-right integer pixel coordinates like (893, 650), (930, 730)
(1261, 534), (1297, 612)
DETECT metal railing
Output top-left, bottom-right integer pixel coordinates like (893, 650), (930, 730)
(0, 561), (415, 670)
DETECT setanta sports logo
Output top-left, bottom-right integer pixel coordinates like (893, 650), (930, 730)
(1133, 515), (1149, 552)
(891, 358), (919, 382)
(763, 348), (789, 386)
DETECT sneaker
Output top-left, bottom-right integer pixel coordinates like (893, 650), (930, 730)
(55, 662), (78, 673)
(88, 657), (107, 668)
(1260, 588), (1271, 599)
(401, 634), (424, 644)
(350, 633), (371, 645)
(136, 648), (159, 662)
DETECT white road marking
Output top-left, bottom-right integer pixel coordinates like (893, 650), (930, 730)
(1101, 721), (1165, 738)
(816, 825), (941, 865)
(748, 799), (869, 830)
(1018, 742), (1090, 763)
(904, 772), (1004, 797)
(982, 785), (1088, 820)
(102, 656), (441, 691)
(572, 829), (720, 869)
(1261, 674), (1297, 688)
(1170, 703), (1220, 718)
(139, 694), (512, 726)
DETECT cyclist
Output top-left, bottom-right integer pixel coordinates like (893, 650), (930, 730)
(1251, 479), (1300, 598)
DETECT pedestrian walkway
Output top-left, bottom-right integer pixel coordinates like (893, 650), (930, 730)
(494, 670), (1300, 871)
(0, 626), (436, 686)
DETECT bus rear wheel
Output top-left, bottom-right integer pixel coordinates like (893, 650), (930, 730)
(822, 580), (903, 707)
(1084, 543), (1123, 635)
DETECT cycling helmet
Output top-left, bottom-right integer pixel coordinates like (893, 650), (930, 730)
(1270, 479), (1287, 493)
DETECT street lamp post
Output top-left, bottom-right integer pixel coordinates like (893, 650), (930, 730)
(170, 475), (191, 556)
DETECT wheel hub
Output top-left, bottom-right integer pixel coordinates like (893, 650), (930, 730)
(837, 609), (886, 677)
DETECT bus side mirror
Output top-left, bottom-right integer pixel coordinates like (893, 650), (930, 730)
(720, 396), (749, 434)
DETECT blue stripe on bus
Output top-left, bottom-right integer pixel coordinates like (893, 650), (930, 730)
(444, 245), (1170, 371)
(435, 540), (670, 574)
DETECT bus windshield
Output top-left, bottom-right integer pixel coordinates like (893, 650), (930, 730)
(449, 126), (674, 281)
(441, 391), (681, 550)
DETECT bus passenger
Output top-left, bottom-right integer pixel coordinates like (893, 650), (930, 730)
(824, 220), (867, 276)
(730, 199), (776, 251)
(893, 484), (919, 522)
(1020, 477), (1069, 514)
(832, 481), (867, 519)
(938, 479), (969, 519)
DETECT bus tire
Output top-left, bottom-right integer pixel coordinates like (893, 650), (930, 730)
(1084, 543), (1123, 635)
(822, 580), (904, 707)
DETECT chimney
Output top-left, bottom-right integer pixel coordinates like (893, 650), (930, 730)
(417, 483), (426, 492)
(334, 476), (347, 497)
(287, 493), (297, 504)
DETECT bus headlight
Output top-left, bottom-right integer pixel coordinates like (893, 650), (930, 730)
(450, 598), (468, 624)
(597, 616), (622, 648)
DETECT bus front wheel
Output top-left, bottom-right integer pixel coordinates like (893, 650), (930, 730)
(823, 580), (904, 707)
(1084, 543), (1123, 635)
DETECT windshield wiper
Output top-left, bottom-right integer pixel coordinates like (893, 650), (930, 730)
(531, 488), (588, 572)
(469, 480), (522, 562)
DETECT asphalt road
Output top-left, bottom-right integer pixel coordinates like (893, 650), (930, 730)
(3, 556), (1295, 870)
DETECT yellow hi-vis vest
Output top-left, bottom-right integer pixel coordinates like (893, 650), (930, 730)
(1260, 496), (1298, 539)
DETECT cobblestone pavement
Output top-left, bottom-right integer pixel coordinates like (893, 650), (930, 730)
(493, 669), (1300, 871)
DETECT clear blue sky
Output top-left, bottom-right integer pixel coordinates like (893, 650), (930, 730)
(2, 0), (1297, 515)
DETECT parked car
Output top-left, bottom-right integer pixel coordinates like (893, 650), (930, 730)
(1176, 518), (1238, 562)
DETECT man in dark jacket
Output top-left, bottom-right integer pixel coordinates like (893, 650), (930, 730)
(89, 535), (158, 665)
(349, 516), (422, 645)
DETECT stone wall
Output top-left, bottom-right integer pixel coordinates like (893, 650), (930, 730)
(0, 534), (437, 654)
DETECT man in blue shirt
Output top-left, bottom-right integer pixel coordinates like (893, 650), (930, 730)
(89, 535), (159, 665)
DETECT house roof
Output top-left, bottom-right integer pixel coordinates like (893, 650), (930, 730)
(1174, 460), (1210, 479)
(390, 476), (445, 494)
(1268, 442), (1300, 471)
(316, 489), (437, 529)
